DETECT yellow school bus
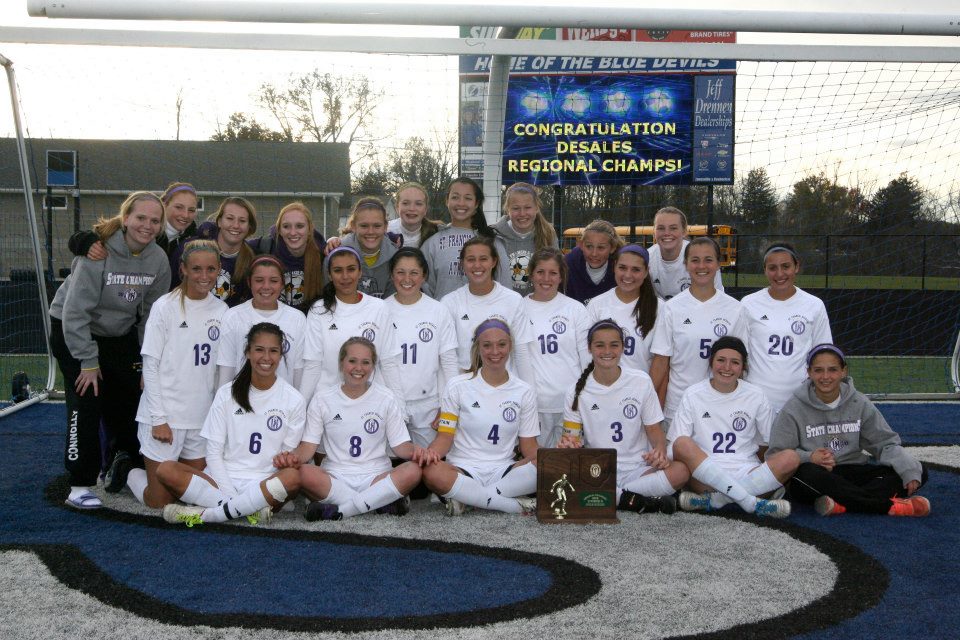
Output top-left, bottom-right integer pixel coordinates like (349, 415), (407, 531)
(561, 224), (737, 267)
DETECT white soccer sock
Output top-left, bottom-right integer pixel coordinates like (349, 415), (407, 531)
(490, 463), (537, 498)
(739, 463), (782, 497)
(709, 493), (733, 509)
(693, 459), (757, 513)
(622, 470), (675, 497)
(344, 476), (402, 518)
(202, 481), (269, 523)
(181, 475), (227, 508)
(126, 468), (148, 505)
(445, 473), (522, 514)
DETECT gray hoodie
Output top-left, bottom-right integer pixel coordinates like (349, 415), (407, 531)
(50, 229), (171, 369)
(421, 225), (512, 300)
(340, 233), (397, 299)
(490, 216), (559, 297)
(768, 377), (923, 485)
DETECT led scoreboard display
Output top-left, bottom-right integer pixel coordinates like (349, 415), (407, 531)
(502, 73), (734, 186)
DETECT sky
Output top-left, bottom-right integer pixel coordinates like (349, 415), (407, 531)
(1, 2), (958, 199)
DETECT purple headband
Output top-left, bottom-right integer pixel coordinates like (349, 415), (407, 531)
(324, 246), (362, 273)
(473, 318), (511, 341)
(806, 343), (846, 368)
(618, 244), (649, 263)
(587, 318), (624, 343)
(162, 184), (196, 203)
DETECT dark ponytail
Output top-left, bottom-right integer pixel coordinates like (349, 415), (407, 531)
(231, 322), (285, 413)
(571, 362), (595, 412)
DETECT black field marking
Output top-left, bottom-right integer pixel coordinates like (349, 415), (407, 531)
(661, 510), (889, 640)
(41, 476), (600, 633)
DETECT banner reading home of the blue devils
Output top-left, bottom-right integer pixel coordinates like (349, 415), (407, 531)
(502, 73), (734, 186)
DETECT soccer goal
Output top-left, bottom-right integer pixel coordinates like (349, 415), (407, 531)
(5, 3), (960, 399)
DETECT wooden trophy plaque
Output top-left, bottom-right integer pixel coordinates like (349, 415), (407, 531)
(536, 448), (618, 524)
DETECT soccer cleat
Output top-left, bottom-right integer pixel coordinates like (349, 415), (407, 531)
(888, 495), (931, 517)
(444, 498), (471, 517)
(245, 506), (273, 525)
(754, 498), (791, 519)
(304, 501), (343, 522)
(515, 496), (537, 515)
(814, 495), (847, 516)
(104, 451), (133, 494)
(375, 495), (412, 516)
(618, 491), (676, 514)
(679, 491), (714, 512)
(163, 504), (204, 527)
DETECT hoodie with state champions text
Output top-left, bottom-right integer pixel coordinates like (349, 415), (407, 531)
(768, 377), (923, 486)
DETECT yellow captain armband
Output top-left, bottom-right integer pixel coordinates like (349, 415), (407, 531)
(437, 412), (458, 434)
(561, 420), (583, 441)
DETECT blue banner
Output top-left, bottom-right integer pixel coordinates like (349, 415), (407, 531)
(461, 55), (735, 76)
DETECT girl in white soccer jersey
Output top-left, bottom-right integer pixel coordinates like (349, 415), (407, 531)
(490, 182), (559, 297)
(741, 243), (832, 412)
(523, 247), (590, 447)
(646, 207), (723, 300)
(217, 255), (306, 388)
(422, 319), (539, 516)
(421, 177), (510, 300)
(387, 182), (442, 249)
(670, 337), (798, 518)
(441, 235), (536, 384)
(649, 237), (749, 428)
(127, 240), (227, 508)
(159, 323), (304, 526)
(385, 247), (460, 448)
(560, 319), (687, 514)
(587, 244), (659, 373)
(299, 247), (404, 409)
(293, 337), (437, 521)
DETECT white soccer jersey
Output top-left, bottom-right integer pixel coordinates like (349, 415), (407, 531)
(304, 294), (400, 388)
(136, 291), (227, 430)
(438, 373), (539, 468)
(741, 287), (833, 412)
(385, 294), (459, 402)
(441, 282), (535, 372)
(648, 241), (724, 301)
(201, 379), (306, 483)
(562, 368), (664, 466)
(671, 379), (773, 470)
(304, 382), (411, 476)
(217, 300), (306, 384)
(650, 289), (749, 420)
(586, 287), (656, 373)
(524, 293), (591, 412)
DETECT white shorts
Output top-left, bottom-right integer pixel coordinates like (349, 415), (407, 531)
(451, 460), (515, 487)
(138, 422), (205, 463)
(537, 411), (563, 448)
(407, 398), (440, 449)
(323, 469), (384, 495)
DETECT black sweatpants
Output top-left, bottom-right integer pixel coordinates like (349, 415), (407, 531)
(787, 461), (929, 514)
(50, 318), (143, 487)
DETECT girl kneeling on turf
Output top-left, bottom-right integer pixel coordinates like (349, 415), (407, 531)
(560, 319), (688, 514)
(669, 337), (798, 518)
(294, 337), (435, 521)
(159, 322), (304, 526)
(422, 319), (539, 516)
(767, 344), (930, 517)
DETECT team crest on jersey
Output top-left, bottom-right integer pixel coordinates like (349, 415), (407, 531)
(362, 328), (376, 341)
(828, 436), (848, 452)
(364, 418), (380, 434)
(207, 325), (220, 341)
(418, 327), (434, 342)
(118, 288), (139, 302)
(552, 320), (567, 334)
(282, 338), (290, 354)
(732, 416), (748, 432)
(622, 403), (638, 419)
(713, 322), (728, 337)
(501, 405), (518, 423)
(266, 416), (283, 432)
(680, 281), (691, 291)
(791, 320), (806, 335)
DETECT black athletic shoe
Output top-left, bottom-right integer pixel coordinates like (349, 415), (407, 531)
(104, 451), (132, 494)
(375, 495), (411, 516)
(618, 491), (677, 514)
(304, 501), (343, 521)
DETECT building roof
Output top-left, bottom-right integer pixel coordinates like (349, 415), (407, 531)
(0, 138), (350, 196)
